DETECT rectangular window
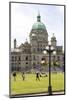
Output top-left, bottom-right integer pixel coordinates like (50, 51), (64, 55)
(15, 56), (17, 61)
(33, 55), (36, 60)
(12, 56), (14, 61)
(26, 56), (28, 60)
(19, 56), (21, 61)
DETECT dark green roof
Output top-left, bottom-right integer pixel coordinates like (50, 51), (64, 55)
(32, 22), (46, 30)
(32, 13), (47, 30)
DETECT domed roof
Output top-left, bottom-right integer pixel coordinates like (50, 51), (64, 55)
(32, 22), (46, 30)
(51, 33), (56, 41)
(32, 13), (46, 30)
(25, 39), (28, 44)
(24, 39), (31, 47)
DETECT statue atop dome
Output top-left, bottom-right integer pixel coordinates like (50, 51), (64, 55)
(37, 11), (41, 22)
(31, 12), (47, 30)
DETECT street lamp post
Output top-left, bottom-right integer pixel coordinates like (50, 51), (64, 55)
(43, 44), (56, 95)
(48, 45), (52, 95)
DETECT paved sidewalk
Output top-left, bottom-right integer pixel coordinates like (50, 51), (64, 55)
(10, 91), (64, 98)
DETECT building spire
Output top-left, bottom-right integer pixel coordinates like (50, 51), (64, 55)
(53, 33), (55, 37)
(25, 38), (28, 43)
(37, 10), (41, 22)
(14, 38), (17, 49)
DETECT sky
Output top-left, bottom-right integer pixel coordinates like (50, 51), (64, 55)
(11, 3), (64, 50)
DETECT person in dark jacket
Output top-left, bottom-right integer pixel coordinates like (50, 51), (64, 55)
(13, 71), (16, 81)
(36, 72), (40, 81)
(22, 72), (25, 81)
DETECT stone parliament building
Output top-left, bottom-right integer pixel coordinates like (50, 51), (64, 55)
(11, 13), (64, 72)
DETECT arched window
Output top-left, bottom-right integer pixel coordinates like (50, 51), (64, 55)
(33, 48), (36, 52)
(26, 62), (28, 64)
(26, 56), (28, 60)
(57, 56), (60, 61)
(53, 56), (55, 59)
(33, 55), (36, 60)
(33, 62), (36, 68)
(19, 56), (21, 61)
(15, 56), (17, 61)
(12, 56), (14, 61)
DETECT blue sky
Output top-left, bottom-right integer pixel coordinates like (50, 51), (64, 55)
(11, 3), (64, 49)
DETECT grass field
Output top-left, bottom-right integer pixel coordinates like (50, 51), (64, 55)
(11, 72), (64, 95)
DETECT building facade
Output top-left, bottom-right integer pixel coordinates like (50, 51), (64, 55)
(11, 13), (64, 72)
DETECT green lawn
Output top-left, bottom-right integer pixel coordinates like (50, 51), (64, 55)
(11, 72), (64, 95)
